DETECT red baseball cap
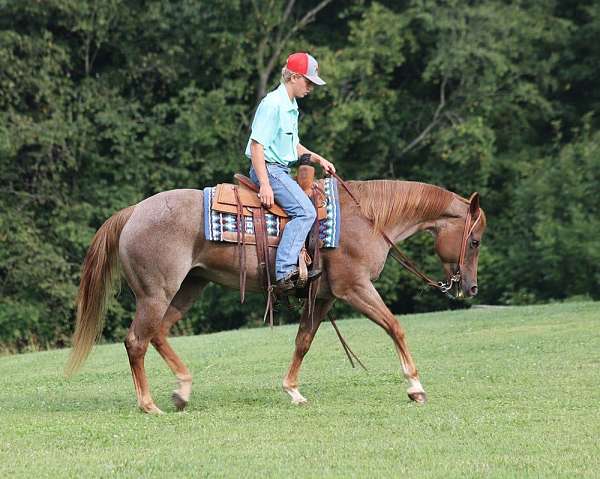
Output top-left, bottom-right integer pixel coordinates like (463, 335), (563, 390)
(286, 52), (326, 86)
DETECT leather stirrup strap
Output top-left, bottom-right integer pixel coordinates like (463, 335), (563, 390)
(233, 186), (246, 303)
(252, 207), (266, 286)
(306, 185), (322, 325)
(252, 207), (274, 327)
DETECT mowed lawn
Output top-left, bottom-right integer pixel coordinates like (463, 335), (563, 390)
(0, 302), (598, 478)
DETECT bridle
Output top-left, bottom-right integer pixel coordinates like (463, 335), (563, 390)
(438, 194), (482, 297)
(331, 173), (482, 300)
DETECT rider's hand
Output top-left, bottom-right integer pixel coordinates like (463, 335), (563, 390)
(258, 183), (274, 208)
(319, 157), (336, 175)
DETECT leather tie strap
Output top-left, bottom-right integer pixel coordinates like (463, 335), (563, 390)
(233, 186), (247, 303)
(252, 207), (275, 328)
(306, 184), (323, 325)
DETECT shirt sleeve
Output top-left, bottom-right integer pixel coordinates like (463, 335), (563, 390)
(249, 100), (279, 147)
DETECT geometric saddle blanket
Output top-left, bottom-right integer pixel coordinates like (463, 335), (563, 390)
(203, 176), (340, 248)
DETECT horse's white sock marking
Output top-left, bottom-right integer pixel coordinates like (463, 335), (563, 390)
(284, 387), (307, 405)
(407, 377), (425, 394)
(399, 358), (425, 393)
(176, 374), (192, 402)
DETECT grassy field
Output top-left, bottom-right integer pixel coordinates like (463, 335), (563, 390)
(0, 302), (598, 478)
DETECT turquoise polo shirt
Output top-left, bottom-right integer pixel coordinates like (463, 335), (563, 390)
(245, 83), (299, 167)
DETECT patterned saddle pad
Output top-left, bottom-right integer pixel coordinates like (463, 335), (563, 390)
(203, 177), (340, 248)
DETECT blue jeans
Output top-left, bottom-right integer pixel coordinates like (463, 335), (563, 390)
(250, 163), (317, 280)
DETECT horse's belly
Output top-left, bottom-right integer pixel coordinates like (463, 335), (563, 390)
(192, 265), (265, 294)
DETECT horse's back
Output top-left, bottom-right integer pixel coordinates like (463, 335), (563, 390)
(122, 188), (204, 238)
(118, 189), (206, 295)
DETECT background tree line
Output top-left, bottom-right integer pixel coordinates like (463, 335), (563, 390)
(1, 0), (598, 352)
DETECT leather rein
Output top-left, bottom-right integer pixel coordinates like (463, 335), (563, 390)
(331, 172), (481, 300)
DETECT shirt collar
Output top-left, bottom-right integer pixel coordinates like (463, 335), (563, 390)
(276, 83), (298, 111)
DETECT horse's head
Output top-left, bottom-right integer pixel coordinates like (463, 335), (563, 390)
(434, 192), (486, 299)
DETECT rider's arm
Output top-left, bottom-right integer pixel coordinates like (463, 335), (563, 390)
(249, 99), (279, 208)
(250, 140), (274, 208)
(297, 143), (336, 174)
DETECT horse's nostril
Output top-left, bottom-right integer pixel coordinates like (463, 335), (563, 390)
(470, 285), (478, 296)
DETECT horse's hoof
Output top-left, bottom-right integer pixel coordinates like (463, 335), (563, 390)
(292, 397), (308, 406)
(407, 391), (427, 404)
(141, 403), (164, 415)
(172, 391), (188, 411)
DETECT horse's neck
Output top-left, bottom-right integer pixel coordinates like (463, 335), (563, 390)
(349, 180), (464, 242)
(396, 195), (466, 243)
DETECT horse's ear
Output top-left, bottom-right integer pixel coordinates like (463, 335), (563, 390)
(469, 192), (480, 215)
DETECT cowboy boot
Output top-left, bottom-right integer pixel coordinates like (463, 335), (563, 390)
(275, 270), (300, 294)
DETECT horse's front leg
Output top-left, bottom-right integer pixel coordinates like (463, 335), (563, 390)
(339, 280), (427, 404)
(283, 298), (335, 405)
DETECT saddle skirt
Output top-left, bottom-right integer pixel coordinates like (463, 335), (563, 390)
(203, 176), (341, 248)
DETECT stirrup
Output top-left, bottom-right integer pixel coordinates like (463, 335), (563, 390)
(307, 268), (322, 279)
(297, 268), (321, 288)
(275, 270), (299, 294)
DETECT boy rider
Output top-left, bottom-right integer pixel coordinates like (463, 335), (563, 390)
(245, 52), (335, 292)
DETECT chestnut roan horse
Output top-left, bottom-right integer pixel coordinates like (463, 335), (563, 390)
(66, 180), (486, 414)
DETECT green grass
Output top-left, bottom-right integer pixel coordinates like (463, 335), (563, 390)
(1, 302), (599, 478)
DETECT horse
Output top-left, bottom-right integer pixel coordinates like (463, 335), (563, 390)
(65, 179), (486, 414)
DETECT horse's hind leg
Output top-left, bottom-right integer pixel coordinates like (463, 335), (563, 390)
(125, 297), (171, 414)
(151, 277), (208, 411)
(339, 281), (427, 404)
(283, 298), (334, 405)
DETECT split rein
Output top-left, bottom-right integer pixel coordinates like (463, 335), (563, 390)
(330, 172), (480, 300)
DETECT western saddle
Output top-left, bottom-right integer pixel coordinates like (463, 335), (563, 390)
(209, 160), (325, 325)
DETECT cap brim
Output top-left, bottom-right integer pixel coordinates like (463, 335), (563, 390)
(304, 74), (326, 86)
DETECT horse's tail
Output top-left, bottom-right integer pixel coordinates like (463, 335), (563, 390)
(65, 206), (135, 376)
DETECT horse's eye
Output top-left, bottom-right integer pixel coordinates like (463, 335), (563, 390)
(471, 239), (480, 248)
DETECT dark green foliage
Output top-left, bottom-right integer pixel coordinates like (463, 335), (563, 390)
(1, 0), (598, 351)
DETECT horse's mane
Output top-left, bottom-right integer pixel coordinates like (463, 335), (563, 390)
(349, 180), (455, 230)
